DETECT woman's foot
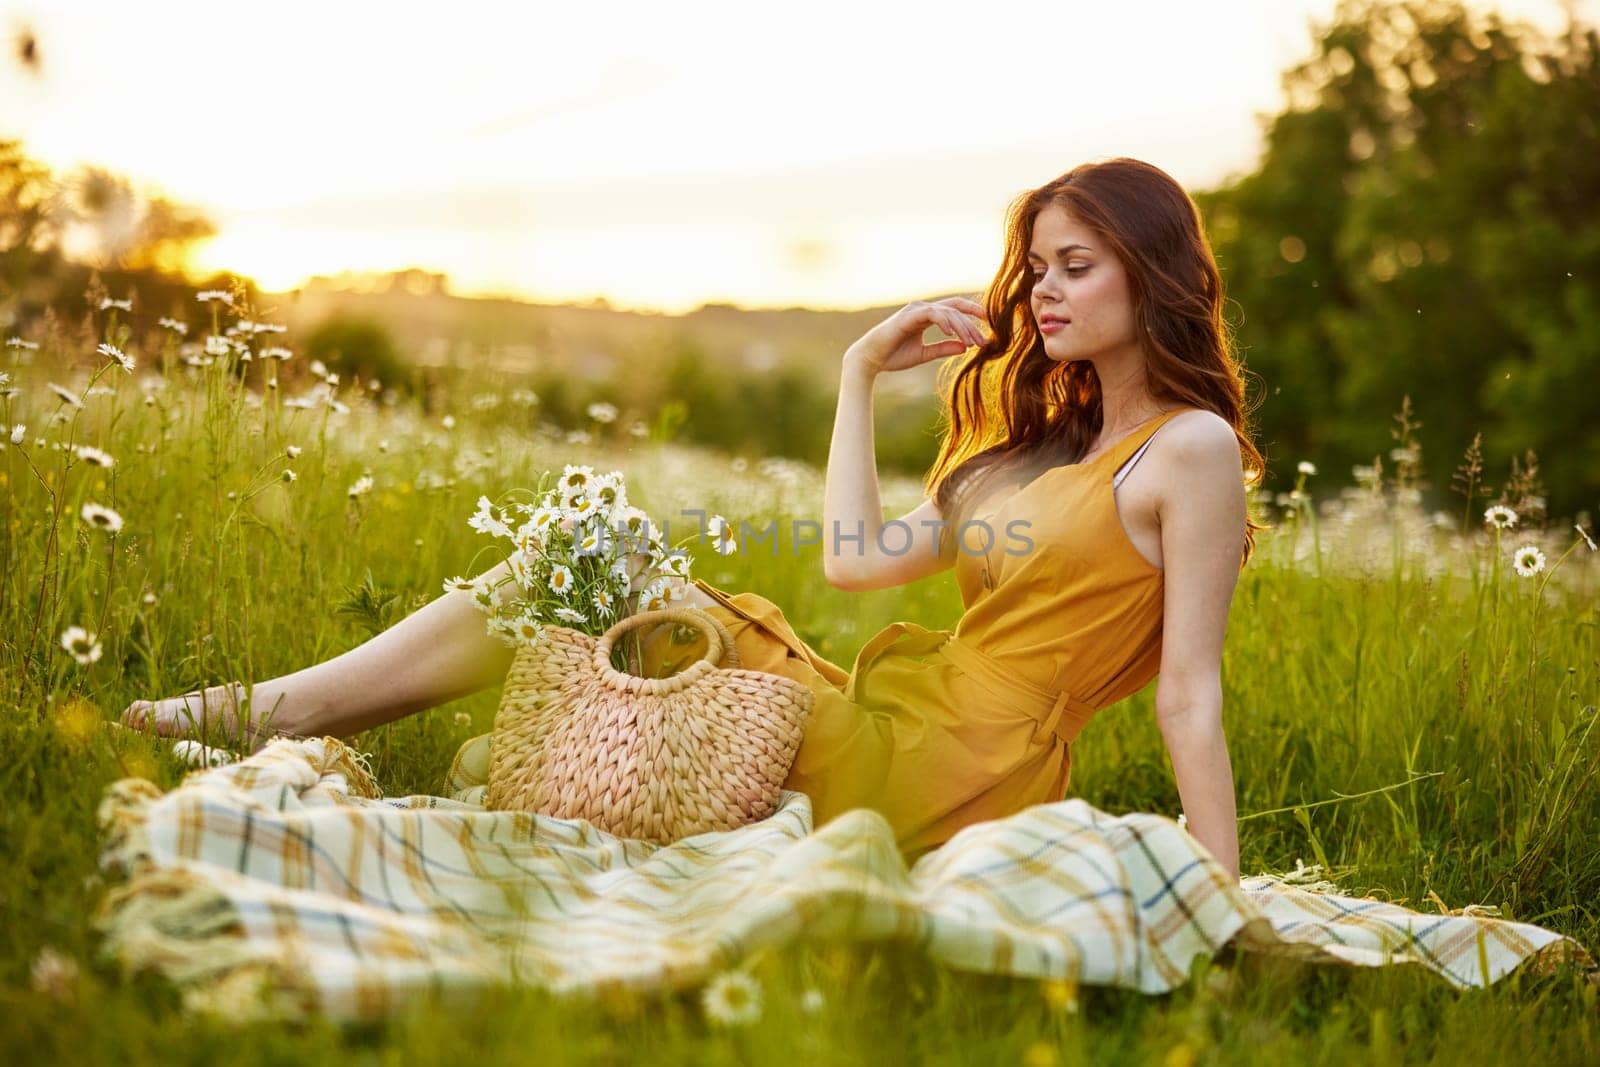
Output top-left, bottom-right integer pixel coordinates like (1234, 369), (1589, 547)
(120, 682), (283, 753)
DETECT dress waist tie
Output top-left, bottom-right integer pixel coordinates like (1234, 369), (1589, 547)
(937, 634), (1099, 747)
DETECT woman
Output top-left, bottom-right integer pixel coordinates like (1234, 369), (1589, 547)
(124, 157), (1263, 877)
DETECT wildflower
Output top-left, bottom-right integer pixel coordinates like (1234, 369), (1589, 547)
(348, 475), (374, 498)
(1040, 977), (1079, 1014)
(1483, 505), (1517, 530)
(281, 469), (297, 484)
(707, 515), (738, 555)
(96, 342), (135, 373)
(309, 359), (328, 379)
(548, 564), (575, 596)
(586, 401), (618, 423)
(511, 388), (539, 407)
(196, 289), (234, 305)
(286, 445), (302, 458)
(468, 496), (513, 539)
(593, 587), (616, 616)
(80, 503), (124, 533)
(6, 336), (40, 349)
(1512, 545), (1546, 578)
(48, 382), (84, 408)
(171, 739), (236, 768)
(442, 575), (480, 595)
(700, 969), (762, 1027)
(203, 335), (230, 357)
(1576, 524), (1597, 552)
(74, 445), (115, 468)
(453, 712), (472, 728)
(1023, 1041), (1058, 1067)
(552, 606), (588, 626)
(157, 316), (189, 334)
(576, 530), (606, 556)
(260, 346), (292, 360)
(799, 987), (825, 1014)
(7, 424), (24, 445)
(142, 591), (158, 606)
(558, 464), (595, 500)
(565, 429), (592, 445)
(98, 297), (132, 311)
(1296, 460), (1316, 476)
(441, 414), (456, 430)
(508, 615), (544, 647)
(29, 947), (78, 1001)
(59, 625), (102, 665)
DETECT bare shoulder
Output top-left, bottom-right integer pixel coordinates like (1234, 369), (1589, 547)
(1152, 409), (1245, 508)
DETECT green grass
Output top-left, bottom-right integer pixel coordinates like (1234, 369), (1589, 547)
(2, 298), (1598, 1064)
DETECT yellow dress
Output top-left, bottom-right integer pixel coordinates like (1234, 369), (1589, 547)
(633, 407), (1191, 864)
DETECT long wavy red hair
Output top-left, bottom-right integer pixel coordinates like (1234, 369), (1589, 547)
(924, 157), (1267, 566)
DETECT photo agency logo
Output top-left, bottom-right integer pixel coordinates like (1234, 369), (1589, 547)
(611, 509), (1037, 561)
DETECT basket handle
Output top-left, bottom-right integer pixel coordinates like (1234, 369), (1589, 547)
(593, 606), (734, 693)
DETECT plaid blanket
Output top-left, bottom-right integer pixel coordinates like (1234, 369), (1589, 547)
(92, 736), (1589, 1022)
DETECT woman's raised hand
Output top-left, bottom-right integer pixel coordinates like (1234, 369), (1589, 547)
(844, 296), (992, 377)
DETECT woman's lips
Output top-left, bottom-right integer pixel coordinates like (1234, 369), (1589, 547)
(1040, 319), (1067, 334)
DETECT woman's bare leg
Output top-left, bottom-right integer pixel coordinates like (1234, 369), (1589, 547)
(121, 559), (523, 749)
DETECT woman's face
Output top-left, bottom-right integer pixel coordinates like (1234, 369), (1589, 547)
(1027, 202), (1141, 365)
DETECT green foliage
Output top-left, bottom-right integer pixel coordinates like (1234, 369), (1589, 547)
(1195, 0), (1600, 517)
(302, 314), (416, 397)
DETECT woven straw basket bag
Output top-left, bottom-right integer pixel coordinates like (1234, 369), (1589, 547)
(484, 605), (816, 845)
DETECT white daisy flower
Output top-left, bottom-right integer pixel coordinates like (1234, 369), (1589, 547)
(558, 464), (596, 499)
(511, 389), (539, 407)
(453, 711), (472, 728)
(530, 506), (564, 534)
(347, 475), (374, 498)
(442, 575), (479, 595)
(73, 445), (115, 468)
(1483, 505), (1517, 530)
(203, 335), (230, 357)
(575, 529), (607, 557)
(1512, 545), (1546, 578)
(80, 503), (124, 533)
(1576, 524), (1598, 552)
(98, 297), (132, 311)
(441, 414), (456, 430)
(592, 588), (616, 616)
(171, 739), (236, 768)
(141, 590), (158, 606)
(48, 382), (83, 408)
(586, 401), (618, 424)
(565, 429), (592, 446)
(96, 343), (135, 373)
(261, 346), (292, 360)
(552, 606), (587, 626)
(509, 615), (545, 647)
(59, 625), (102, 665)
(569, 495), (599, 521)
(6, 337), (40, 349)
(468, 496), (513, 539)
(8, 423), (26, 445)
(700, 969), (762, 1027)
(281, 469), (297, 484)
(1296, 460), (1316, 476)
(286, 445), (302, 458)
(640, 579), (673, 612)
(548, 563), (575, 596)
(196, 289), (234, 305)
(157, 316), (189, 334)
(707, 514), (738, 556)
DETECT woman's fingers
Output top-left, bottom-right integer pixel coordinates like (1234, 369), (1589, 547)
(932, 306), (983, 348)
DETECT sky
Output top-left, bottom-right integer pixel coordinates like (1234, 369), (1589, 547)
(2, 0), (1592, 313)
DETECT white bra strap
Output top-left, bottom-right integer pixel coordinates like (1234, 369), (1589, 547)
(1113, 425), (1168, 489)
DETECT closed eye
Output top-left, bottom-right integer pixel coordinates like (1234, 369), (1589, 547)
(1030, 267), (1088, 280)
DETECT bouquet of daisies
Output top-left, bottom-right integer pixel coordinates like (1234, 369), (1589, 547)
(445, 464), (739, 675)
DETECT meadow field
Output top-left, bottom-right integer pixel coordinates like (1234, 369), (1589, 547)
(2, 289), (1598, 1064)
